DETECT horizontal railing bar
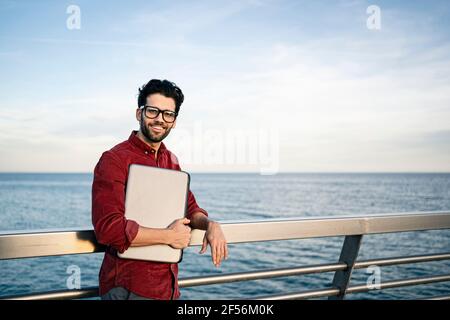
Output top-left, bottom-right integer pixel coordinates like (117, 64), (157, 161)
(346, 274), (450, 294)
(0, 263), (347, 300)
(11, 273), (450, 300)
(354, 253), (450, 269)
(254, 288), (340, 300)
(425, 295), (450, 300)
(253, 274), (450, 300)
(4, 252), (450, 300)
(0, 230), (106, 260)
(5, 287), (99, 300)
(1, 211), (449, 260)
(179, 263), (347, 287)
(179, 252), (450, 288)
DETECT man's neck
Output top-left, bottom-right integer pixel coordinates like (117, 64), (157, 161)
(136, 130), (161, 154)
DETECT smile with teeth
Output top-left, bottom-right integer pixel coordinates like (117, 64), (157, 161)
(150, 125), (165, 133)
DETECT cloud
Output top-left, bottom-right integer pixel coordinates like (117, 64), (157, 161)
(0, 1), (449, 172)
(130, 0), (260, 36)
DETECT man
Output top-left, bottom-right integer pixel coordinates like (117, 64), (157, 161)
(92, 79), (228, 300)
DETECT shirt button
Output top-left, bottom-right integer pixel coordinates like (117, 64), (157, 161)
(145, 151), (148, 155)
(151, 150), (155, 153)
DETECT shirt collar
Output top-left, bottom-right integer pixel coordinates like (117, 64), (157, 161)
(128, 130), (168, 155)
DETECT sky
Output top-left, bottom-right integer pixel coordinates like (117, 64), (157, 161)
(0, 0), (449, 173)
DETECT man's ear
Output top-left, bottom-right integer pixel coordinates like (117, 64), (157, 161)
(136, 108), (141, 122)
(172, 119), (177, 129)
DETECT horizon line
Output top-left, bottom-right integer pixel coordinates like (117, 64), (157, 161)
(1, 171), (450, 174)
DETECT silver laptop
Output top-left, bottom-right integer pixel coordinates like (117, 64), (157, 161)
(117, 164), (190, 263)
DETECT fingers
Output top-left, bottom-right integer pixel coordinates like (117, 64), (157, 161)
(217, 243), (223, 267)
(212, 243), (219, 267)
(199, 236), (208, 254)
(212, 241), (226, 267)
(209, 238), (227, 267)
(169, 217), (189, 228)
(216, 242), (227, 267)
(198, 223), (229, 267)
(224, 242), (229, 260)
(185, 234), (191, 248)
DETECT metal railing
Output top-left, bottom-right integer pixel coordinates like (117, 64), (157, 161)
(1, 211), (450, 300)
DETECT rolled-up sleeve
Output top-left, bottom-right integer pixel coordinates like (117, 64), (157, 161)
(91, 151), (139, 253)
(186, 190), (208, 220)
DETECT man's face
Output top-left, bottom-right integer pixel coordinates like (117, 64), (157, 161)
(136, 93), (177, 143)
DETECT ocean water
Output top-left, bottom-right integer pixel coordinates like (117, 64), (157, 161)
(0, 173), (449, 300)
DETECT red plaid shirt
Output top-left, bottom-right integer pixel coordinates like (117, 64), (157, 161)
(91, 131), (208, 300)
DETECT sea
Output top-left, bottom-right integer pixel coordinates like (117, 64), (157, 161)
(0, 173), (449, 300)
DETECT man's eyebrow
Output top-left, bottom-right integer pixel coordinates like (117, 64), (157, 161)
(147, 105), (176, 111)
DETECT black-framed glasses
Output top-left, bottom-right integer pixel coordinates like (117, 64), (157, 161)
(140, 105), (177, 123)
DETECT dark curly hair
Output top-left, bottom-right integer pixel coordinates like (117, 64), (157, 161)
(137, 79), (184, 114)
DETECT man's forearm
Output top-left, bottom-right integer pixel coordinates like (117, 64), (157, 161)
(189, 211), (213, 230)
(130, 226), (171, 247)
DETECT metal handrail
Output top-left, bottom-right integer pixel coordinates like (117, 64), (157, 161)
(5, 287), (100, 301)
(1, 211), (449, 260)
(1, 211), (450, 300)
(3, 252), (450, 300)
(426, 295), (450, 300)
(255, 274), (450, 300)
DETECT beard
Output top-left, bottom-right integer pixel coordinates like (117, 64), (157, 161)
(140, 116), (172, 143)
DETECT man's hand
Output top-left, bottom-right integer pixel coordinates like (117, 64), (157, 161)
(167, 218), (191, 249)
(199, 221), (228, 267)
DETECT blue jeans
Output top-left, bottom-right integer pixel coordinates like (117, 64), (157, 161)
(101, 286), (154, 300)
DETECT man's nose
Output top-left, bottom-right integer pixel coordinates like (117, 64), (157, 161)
(154, 111), (165, 123)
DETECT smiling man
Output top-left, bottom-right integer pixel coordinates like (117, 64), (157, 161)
(92, 79), (228, 300)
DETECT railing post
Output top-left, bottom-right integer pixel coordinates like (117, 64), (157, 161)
(328, 235), (363, 300)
